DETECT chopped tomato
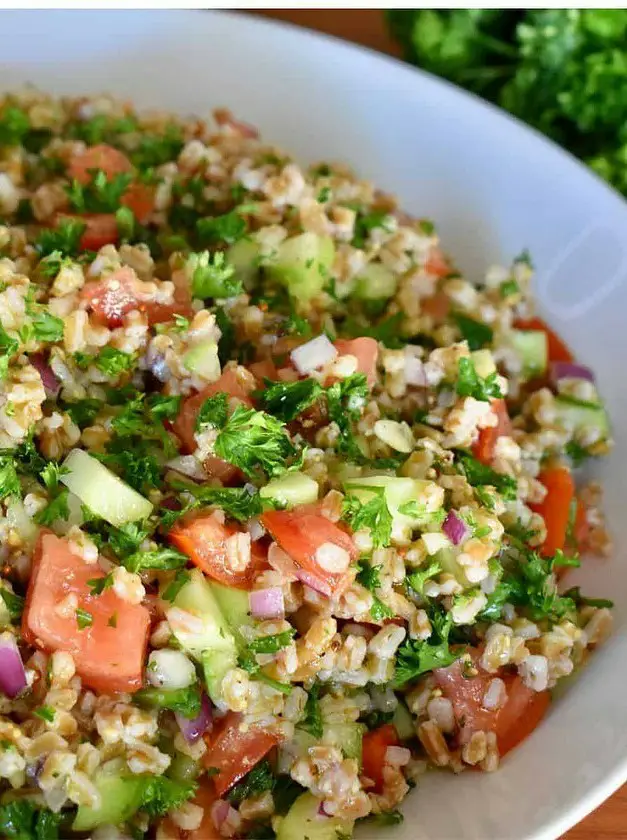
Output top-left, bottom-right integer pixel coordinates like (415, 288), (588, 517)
(514, 316), (573, 363)
(81, 266), (193, 328)
(529, 466), (575, 557)
(203, 712), (278, 796)
(168, 512), (268, 590)
(433, 652), (550, 757)
(472, 398), (511, 465)
(424, 247), (451, 278)
(420, 290), (450, 320)
(172, 368), (255, 455)
(121, 182), (155, 224)
(249, 358), (280, 383)
(334, 337), (379, 386)
(22, 531), (150, 694)
(68, 144), (133, 185)
(261, 506), (358, 597)
(57, 213), (120, 252)
(160, 783), (221, 840)
(362, 724), (399, 792)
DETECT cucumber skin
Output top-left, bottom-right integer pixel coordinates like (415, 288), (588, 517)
(73, 772), (145, 831)
(275, 792), (354, 840)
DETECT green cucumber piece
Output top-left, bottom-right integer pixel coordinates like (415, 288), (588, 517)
(323, 723), (365, 763)
(73, 765), (144, 831)
(276, 792), (354, 840)
(61, 448), (153, 526)
(209, 580), (253, 639)
(510, 329), (548, 378)
(343, 475), (443, 528)
(554, 396), (610, 439)
(167, 751), (201, 784)
(267, 232), (335, 301)
(471, 349), (496, 379)
(391, 702), (415, 741)
(227, 237), (261, 287)
(260, 471), (319, 509)
(202, 647), (238, 704)
(353, 262), (398, 301)
(183, 340), (220, 381)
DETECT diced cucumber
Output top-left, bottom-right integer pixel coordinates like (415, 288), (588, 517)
(260, 471), (319, 509)
(276, 792), (354, 840)
(267, 233), (335, 301)
(509, 329), (548, 378)
(323, 723), (365, 763)
(4, 498), (39, 547)
(436, 546), (470, 587)
(183, 340), (221, 381)
(471, 349), (496, 378)
(554, 396), (610, 439)
(391, 702), (415, 741)
(61, 448), (153, 526)
(167, 751), (201, 784)
(208, 580), (253, 639)
(168, 569), (238, 705)
(353, 262), (398, 301)
(0, 585), (11, 630)
(227, 236), (261, 287)
(343, 475), (443, 528)
(73, 763), (144, 831)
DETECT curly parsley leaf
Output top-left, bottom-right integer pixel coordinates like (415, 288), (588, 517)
(162, 569), (191, 603)
(454, 314), (493, 350)
(94, 347), (135, 377)
(25, 304), (64, 343)
(456, 451), (517, 501)
(34, 488), (70, 526)
(0, 459), (21, 500)
(147, 394), (182, 421)
(139, 776), (197, 818)
(356, 559), (394, 620)
(393, 609), (459, 688)
(296, 683), (324, 739)
(258, 377), (324, 423)
(343, 487), (392, 549)
(35, 218), (86, 258)
(406, 558), (443, 595)
(0, 800), (62, 840)
(67, 170), (133, 214)
(246, 629), (295, 655)
(123, 546), (188, 574)
(169, 480), (262, 523)
(134, 683), (202, 718)
(227, 760), (275, 805)
(196, 392), (228, 431)
(196, 211), (247, 246)
(190, 251), (241, 299)
(0, 325), (19, 380)
(63, 397), (103, 428)
(0, 587), (24, 621)
(456, 357), (502, 401)
(326, 373), (369, 462)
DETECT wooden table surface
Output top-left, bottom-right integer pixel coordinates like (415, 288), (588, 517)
(254, 9), (627, 840)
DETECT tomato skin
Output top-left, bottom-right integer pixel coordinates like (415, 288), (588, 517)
(120, 182), (154, 224)
(68, 144), (133, 184)
(172, 368), (255, 455)
(362, 724), (399, 792)
(424, 247), (451, 278)
(22, 531), (150, 694)
(472, 398), (511, 465)
(57, 213), (119, 252)
(261, 506), (358, 597)
(433, 651), (550, 758)
(334, 337), (379, 387)
(203, 712), (279, 796)
(249, 358), (280, 383)
(168, 512), (268, 590)
(514, 316), (573, 364)
(529, 466), (575, 558)
(420, 290), (450, 321)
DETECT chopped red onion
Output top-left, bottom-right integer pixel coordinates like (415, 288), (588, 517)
(175, 692), (213, 744)
(0, 635), (27, 698)
(295, 568), (333, 597)
(211, 798), (234, 830)
(290, 335), (338, 375)
(318, 800), (332, 817)
(249, 587), (285, 620)
(550, 361), (595, 384)
(442, 510), (468, 546)
(30, 354), (60, 397)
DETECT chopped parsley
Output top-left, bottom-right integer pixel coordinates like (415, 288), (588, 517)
(246, 629), (295, 655)
(326, 373), (369, 462)
(0, 325), (19, 380)
(297, 682), (324, 739)
(454, 313), (493, 350)
(34, 488), (70, 526)
(456, 451), (517, 501)
(35, 218), (86, 257)
(352, 208), (394, 249)
(393, 609), (459, 687)
(139, 776), (197, 818)
(63, 397), (103, 427)
(0, 459), (21, 500)
(190, 251), (242, 299)
(67, 169), (133, 214)
(75, 608), (93, 630)
(406, 558), (442, 595)
(196, 392), (228, 431)
(226, 760), (275, 805)
(562, 587), (614, 610)
(343, 486), (393, 549)
(456, 357), (502, 401)
(258, 377), (323, 423)
(196, 210), (247, 245)
(34, 705), (56, 723)
(0, 587), (24, 621)
(0, 800), (61, 840)
(238, 649), (292, 695)
(162, 569), (191, 603)
(94, 347), (135, 377)
(169, 481), (262, 523)
(133, 683), (202, 718)
(123, 546), (188, 574)
(87, 573), (114, 596)
(25, 304), (64, 343)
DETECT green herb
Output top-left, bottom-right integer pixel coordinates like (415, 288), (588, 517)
(162, 569), (191, 602)
(139, 776), (197, 818)
(170, 481), (262, 523)
(130, 125), (184, 169)
(87, 573), (114, 596)
(565, 440), (592, 467)
(196, 211), (246, 245)
(94, 347), (135, 377)
(238, 650), (292, 695)
(0, 800), (62, 840)
(456, 451), (517, 500)
(116, 206), (136, 240)
(108, 613), (118, 628)
(39, 462), (67, 493)
(456, 357), (502, 402)
(0, 459), (21, 500)
(454, 314), (493, 350)
(76, 608), (93, 630)
(67, 170), (132, 214)
(34, 488), (70, 526)
(25, 304), (64, 343)
(63, 397), (103, 427)
(397, 500), (446, 526)
(343, 312), (405, 349)
(562, 586), (614, 609)
(500, 278), (520, 298)
(34, 705), (56, 723)
(226, 760), (275, 805)
(134, 683), (202, 718)
(196, 392), (229, 431)
(352, 209), (394, 249)
(35, 218), (86, 257)
(0, 325), (19, 380)
(0, 587), (24, 620)
(326, 373), (369, 462)
(317, 186), (331, 203)
(214, 404), (303, 480)
(123, 546), (188, 574)
(191, 251), (241, 299)
(296, 682), (324, 739)
(247, 629), (295, 654)
(0, 106), (30, 147)
(215, 307), (236, 366)
(393, 609), (459, 687)
(107, 521), (151, 557)
(147, 394), (182, 421)
(343, 487), (392, 549)
(406, 558), (442, 595)
(258, 377), (324, 423)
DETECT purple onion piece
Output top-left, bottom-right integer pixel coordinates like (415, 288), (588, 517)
(249, 587), (285, 620)
(550, 361), (595, 384)
(442, 510), (469, 546)
(30, 354), (60, 398)
(175, 692), (213, 744)
(0, 635), (27, 698)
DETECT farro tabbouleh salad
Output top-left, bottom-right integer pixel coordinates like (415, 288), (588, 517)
(0, 86), (614, 840)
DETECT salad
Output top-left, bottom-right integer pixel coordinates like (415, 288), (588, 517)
(0, 88), (614, 840)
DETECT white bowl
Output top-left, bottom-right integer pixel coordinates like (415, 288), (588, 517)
(2, 10), (626, 839)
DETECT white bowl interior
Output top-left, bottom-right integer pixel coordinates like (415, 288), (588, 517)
(1, 11), (626, 839)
